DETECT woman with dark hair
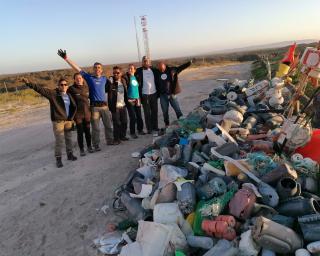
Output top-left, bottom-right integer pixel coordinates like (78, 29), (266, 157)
(123, 64), (145, 138)
(22, 77), (77, 168)
(67, 73), (94, 156)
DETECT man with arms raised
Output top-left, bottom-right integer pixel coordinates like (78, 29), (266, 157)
(57, 49), (114, 151)
(157, 60), (191, 127)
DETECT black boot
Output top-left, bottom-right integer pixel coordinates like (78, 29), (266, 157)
(56, 156), (63, 168)
(67, 152), (77, 161)
(80, 148), (86, 157)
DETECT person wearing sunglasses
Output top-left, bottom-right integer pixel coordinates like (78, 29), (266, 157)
(21, 77), (77, 168)
(108, 66), (129, 144)
(123, 64), (145, 139)
(57, 49), (113, 151)
(67, 73), (94, 156)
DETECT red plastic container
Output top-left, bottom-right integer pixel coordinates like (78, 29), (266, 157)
(215, 215), (236, 227)
(201, 220), (236, 240)
(295, 129), (320, 164)
(202, 220), (228, 235)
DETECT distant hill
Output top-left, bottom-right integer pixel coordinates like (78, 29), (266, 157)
(205, 39), (318, 55)
(0, 40), (318, 93)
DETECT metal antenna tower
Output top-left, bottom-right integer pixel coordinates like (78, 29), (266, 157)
(140, 15), (150, 59)
(134, 16), (142, 62)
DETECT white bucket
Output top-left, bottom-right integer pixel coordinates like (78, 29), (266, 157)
(153, 203), (184, 225)
(309, 68), (320, 79)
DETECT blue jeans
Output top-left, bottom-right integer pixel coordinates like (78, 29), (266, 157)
(160, 94), (183, 126)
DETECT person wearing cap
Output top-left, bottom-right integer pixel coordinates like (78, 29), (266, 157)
(22, 77), (77, 168)
(57, 49), (114, 151)
(123, 64), (145, 138)
(135, 56), (160, 134)
(157, 60), (192, 127)
(67, 73), (94, 156)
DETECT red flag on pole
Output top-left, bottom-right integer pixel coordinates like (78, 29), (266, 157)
(281, 42), (296, 65)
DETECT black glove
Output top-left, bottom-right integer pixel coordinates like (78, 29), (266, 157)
(57, 49), (67, 59)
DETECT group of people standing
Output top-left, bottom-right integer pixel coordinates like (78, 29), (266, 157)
(22, 50), (191, 168)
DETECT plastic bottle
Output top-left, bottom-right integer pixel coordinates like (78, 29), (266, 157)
(175, 250), (186, 256)
(182, 144), (192, 164)
(261, 248), (276, 256)
(186, 235), (214, 249)
(202, 239), (238, 256)
(120, 191), (147, 221)
(295, 248), (311, 256)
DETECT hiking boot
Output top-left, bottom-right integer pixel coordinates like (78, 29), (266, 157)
(80, 148), (86, 157)
(120, 137), (129, 141)
(159, 128), (166, 136)
(138, 131), (146, 135)
(130, 133), (138, 139)
(87, 146), (94, 153)
(67, 152), (77, 161)
(94, 145), (101, 151)
(56, 156), (63, 168)
(113, 140), (121, 145)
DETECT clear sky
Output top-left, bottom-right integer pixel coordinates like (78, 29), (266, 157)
(1, 0), (319, 74)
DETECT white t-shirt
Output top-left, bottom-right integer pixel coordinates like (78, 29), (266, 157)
(142, 69), (156, 95)
(116, 81), (125, 108)
(61, 93), (70, 117)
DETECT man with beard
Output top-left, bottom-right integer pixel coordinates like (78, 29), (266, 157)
(58, 49), (114, 151)
(108, 66), (129, 144)
(135, 56), (160, 134)
(157, 60), (191, 127)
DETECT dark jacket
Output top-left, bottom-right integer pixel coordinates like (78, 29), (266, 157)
(26, 83), (77, 121)
(107, 77), (129, 112)
(135, 66), (160, 97)
(67, 84), (90, 120)
(122, 72), (134, 88)
(157, 61), (191, 95)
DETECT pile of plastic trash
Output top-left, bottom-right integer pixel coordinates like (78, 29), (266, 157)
(93, 45), (320, 256)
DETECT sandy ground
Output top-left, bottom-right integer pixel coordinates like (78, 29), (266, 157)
(0, 62), (251, 256)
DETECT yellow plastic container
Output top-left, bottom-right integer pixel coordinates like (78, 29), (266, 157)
(276, 63), (290, 77)
(186, 212), (195, 226)
(285, 77), (293, 83)
(224, 160), (251, 176)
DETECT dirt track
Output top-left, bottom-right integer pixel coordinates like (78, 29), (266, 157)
(0, 62), (251, 256)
